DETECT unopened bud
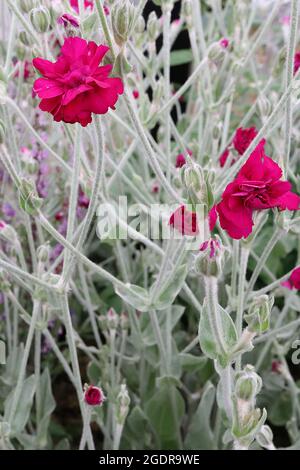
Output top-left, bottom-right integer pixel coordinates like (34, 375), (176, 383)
(135, 15), (145, 34)
(120, 312), (129, 330)
(208, 41), (226, 61)
(18, 178), (43, 215)
(116, 383), (130, 425)
(235, 365), (262, 402)
(107, 307), (119, 330)
(37, 244), (50, 263)
(19, 31), (31, 46)
(30, 6), (51, 34)
(19, 0), (37, 13)
(0, 221), (18, 245)
(0, 268), (11, 292)
(182, 0), (193, 29)
(257, 94), (271, 119)
(194, 237), (223, 277)
(111, 0), (135, 46)
(147, 12), (159, 41)
(244, 295), (273, 334)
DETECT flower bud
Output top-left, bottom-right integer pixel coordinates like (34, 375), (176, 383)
(273, 46), (287, 78)
(147, 11), (159, 42)
(181, 0), (193, 30)
(257, 94), (271, 119)
(19, 0), (37, 13)
(0, 119), (6, 144)
(153, 77), (164, 103)
(0, 268), (11, 292)
(256, 425), (274, 450)
(135, 15), (145, 34)
(234, 365), (262, 401)
(19, 31), (31, 46)
(84, 384), (105, 406)
(116, 383), (130, 425)
(194, 237), (223, 277)
(37, 244), (50, 264)
(107, 307), (119, 330)
(208, 41), (227, 62)
(21, 150), (39, 174)
(244, 295), (273, 334)
(18, 178), (43, 215)
(120, 312), (129, 330)
(0, 221), (18, 245)
(30, 6), (51, 34)
(111, 0), (135, 46)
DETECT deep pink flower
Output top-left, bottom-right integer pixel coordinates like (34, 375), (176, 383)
(32, 37), (123, 127)
(152, 183), (159, 193)
(175, 149), (192, 168)
(281, 267), (300, 290)
(219, 148), (231, 168)
(271, 360), (283, 374)
(169, 205), (199, 236)
(294, 51), (300, 75)
(219, 127), (259, 167)
(84, 385), (105, 406)
(14, 60), (33, 80)
(133, 89), (139, 99)
(233, 127), (258, 156)
(220, 38), (229, 49)
(208, 206), (217, 232)
(70, 0), (93, 12)
(175, 154), (186, 168)
(58, 13), (79, 28)
(216, 141), (300, 239)
(78, 187), (90, 208)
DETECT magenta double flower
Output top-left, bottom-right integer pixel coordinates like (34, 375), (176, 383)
(215, 141), (300, 239)
(32, 37), (123, 127)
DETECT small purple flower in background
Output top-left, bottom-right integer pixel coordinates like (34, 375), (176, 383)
(2, 202), (16, 220)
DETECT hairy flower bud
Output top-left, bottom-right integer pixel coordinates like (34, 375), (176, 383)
(181, 0), (192, 28)
(111, 0), (135, 46)
(147, 11), (159, 42)
(135, 15), (145, 34)
(208, 41), (227, 61)
(19, 31), (31, 46)
(235, 365), (262, 401)
(244, 295), (273, 334)
(257, 94), (271, 119)
(0, 267), (11, 292)
(107, 307), (119, 330)
(0, 221), (18, 245)
(19, 0), (37, 13)
(37, 244), (50, 264)
(18, 178), (43, 215)
(30, 6), (51, 33)
(194, 237), (223, 277)
(120, 312), (129, 330)
(116, 383), (130, 425)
